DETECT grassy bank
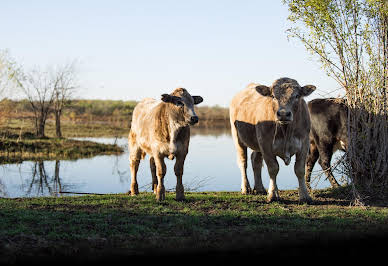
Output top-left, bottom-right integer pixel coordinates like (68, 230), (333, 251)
(0, 117), (230, 138)
(0, 187), (387, 263)
(0, 98), (230, 138)
(0, 133), (123, 164)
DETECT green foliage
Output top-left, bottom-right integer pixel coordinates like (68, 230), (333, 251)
(65, 99), (138, 116)
(283, 0), (388, 201)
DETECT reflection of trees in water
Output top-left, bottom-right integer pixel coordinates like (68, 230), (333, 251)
(111, 153), (129, 184)
(138, 175), (214, 193)
(190, 125), (231, 137)
(0, 176), (7, 197)
(22, 160), (77, 197)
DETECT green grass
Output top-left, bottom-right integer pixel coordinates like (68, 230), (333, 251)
(0, 188), (387, 262)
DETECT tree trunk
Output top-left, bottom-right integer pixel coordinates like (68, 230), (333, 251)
(37, 115), (45, 138)
(55, 110), (62, 138)
(54, 160), (61, 196)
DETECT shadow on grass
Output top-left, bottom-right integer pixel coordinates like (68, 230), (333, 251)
(0, 205), (387, 264)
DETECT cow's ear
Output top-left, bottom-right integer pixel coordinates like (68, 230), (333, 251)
(193, 96), (203, 105)
(301, 85), (316, 97)
(161, 94), (172, 103)
(255, 85), (272, 97)
(161, 94), (184, 106)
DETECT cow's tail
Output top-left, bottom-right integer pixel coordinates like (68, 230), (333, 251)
(128, 130), (136, 146)
(128, 130), (147, 160)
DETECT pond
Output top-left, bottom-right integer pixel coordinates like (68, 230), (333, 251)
(0, 127), (343, 198)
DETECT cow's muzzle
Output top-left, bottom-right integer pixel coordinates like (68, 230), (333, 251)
(189, 116), (199, 125)
(276, 109), (292, 123)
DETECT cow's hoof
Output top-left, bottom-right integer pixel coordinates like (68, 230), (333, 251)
(299, 197), (313, 205)
(241, 187), (252, 195)
(130, 185), (139, 196)
(266, 194), (280, 203)
(156, 189), (166, 201)
(253, 188), (267, 195)
(156, 194), (165, 201)
(175, 195), (185, 201)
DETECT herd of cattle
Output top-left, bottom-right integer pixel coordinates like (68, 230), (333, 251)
(128, 77), (348, 203)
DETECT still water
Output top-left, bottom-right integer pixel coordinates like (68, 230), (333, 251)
(0, 128), (339, 198)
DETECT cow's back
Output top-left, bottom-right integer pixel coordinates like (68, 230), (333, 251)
(229, 85), (274, 150)
(130, 98), (170, 153)
(308, 98), (347, 150)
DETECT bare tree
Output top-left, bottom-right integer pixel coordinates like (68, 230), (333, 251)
(11, 61), (79, 138)
(18, 66), (56, 138)
(51, 61), (79, 138)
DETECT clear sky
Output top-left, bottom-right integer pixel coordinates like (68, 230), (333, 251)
(1, 0), (342, 107)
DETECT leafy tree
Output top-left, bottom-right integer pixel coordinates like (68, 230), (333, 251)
(283, 0), (388, 202)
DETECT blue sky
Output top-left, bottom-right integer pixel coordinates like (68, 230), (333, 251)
(1, 0), (341, 107)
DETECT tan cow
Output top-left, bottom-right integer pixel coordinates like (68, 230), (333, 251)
(229, 77), (315, 203)
(128, 88), (203, 201)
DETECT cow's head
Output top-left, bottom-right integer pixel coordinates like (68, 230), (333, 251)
(255, 77), (315, 124)
(161, 88), (203, 125)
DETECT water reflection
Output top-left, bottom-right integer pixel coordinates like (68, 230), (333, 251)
(0, 126), (336, 198)
(191, 125), (231, 137)
(0, 160), (80, 198)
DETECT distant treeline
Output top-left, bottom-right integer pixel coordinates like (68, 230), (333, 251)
(0, 98), (230, 128)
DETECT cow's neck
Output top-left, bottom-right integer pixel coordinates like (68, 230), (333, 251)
(272, 120), (296, 165)
(160, 103), (186, 157)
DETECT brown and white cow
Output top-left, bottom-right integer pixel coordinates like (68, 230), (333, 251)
(229, 77), (315, 203)
(128, 88), (203, 201)
(305, 98), (348, 190)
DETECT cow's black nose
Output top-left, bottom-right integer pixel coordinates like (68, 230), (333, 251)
(277, 110), (291, 118)
(285, 111), (291, 117)
(190, 116), (198, 124)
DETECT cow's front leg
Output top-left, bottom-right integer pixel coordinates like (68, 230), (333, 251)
(174, 154), (186, 201)
(295, 151), (313, 204)
(263, 155), (280, 202)
(154, 154), (166, 201)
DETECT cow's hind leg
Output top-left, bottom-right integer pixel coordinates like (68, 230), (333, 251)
(174, 154), (187, 201)
(150, 157), (158, 194)
(236, 143), (251, 195)
(129, 147), (143, 196)
(251, 151), (266, 194)
(317, 142), (340, 188)
(305, 139), (319, 191)
(154, 154), (167, 201)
